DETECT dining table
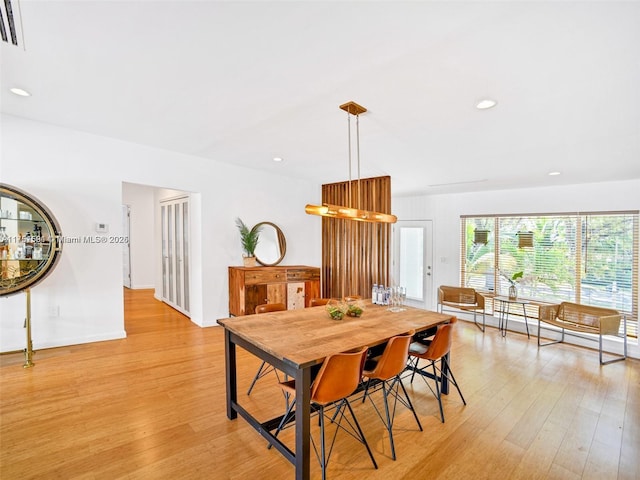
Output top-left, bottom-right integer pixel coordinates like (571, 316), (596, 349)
(217, 300), (455, 480)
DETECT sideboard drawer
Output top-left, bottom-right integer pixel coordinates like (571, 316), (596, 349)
(287, 268), (320, 282)
(244, 269), (287, 285)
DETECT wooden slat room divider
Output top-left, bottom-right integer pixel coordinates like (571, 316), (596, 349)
(321, 176), (393, 299)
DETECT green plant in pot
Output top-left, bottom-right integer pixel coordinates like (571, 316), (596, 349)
(236, 218), (261, 266)
(501, 270), (523, 299)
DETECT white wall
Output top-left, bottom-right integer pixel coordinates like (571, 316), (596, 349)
(393, 179), (640, 359)
(0, 114), (322, 351)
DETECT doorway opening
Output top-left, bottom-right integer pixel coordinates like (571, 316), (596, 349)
(122, 182), (196, 320)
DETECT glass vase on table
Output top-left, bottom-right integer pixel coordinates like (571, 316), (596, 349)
(388, 286), (405, 312)
(399, 286), (407, 311)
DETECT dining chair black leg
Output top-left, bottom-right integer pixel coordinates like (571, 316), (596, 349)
(315, 398), (377, 478)
(343, 398), (378, 470)
(247, 361), (266, 394)
(328, 398), (345, 424)
(409, 357), (419, 383)
(397, 376), (423, 431)
(247, 360), (282, 395)
(432, 361), (445, 423)
(381, 382), (397, 460)
(367, 376), (422, 461)
(441, 357), (466, 405)
(319, 405), (327, 480)
(268, 397), (296, 450)
(361, 378), (372, 403)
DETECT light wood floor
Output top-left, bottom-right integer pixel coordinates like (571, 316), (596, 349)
(1, 289), (638, 480)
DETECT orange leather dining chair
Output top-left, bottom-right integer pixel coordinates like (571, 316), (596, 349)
(361, 331), (422, 460)
(271, 347), (378, 480)
(407, 317), (466, 423)
(246, 303), (287, 395)
(309, 298), (331, 307)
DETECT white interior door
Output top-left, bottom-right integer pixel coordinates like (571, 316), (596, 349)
(393, 220), (434, 310)
(161, 196), (190, 316)
(122, 204), (131, 288)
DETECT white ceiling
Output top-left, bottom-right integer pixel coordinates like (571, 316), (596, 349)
(2, 1), (639, 196)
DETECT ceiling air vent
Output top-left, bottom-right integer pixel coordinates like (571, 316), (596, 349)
(0, 0), (23, 48)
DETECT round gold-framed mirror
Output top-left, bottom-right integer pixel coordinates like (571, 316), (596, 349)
(1, 184), (63, 297)
(252, 221), (286, 266)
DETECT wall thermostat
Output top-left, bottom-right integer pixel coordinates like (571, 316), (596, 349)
(95, 223), (109, 233)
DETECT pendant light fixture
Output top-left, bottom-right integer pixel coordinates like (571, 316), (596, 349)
(305, 101), (397, 224)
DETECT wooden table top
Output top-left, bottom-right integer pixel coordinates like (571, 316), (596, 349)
(217, 301), (454, 369)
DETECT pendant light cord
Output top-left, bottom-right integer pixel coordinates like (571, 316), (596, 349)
(356, 113), (361, 210)
(346, 111), (362, 210)
(347, 112), (352, 207)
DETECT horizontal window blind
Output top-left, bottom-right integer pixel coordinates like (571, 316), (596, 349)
(462, 212), (638, 337)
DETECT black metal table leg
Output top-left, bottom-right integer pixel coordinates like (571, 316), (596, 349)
(294, 366), (312, 480)
(224, 329), (237, 420)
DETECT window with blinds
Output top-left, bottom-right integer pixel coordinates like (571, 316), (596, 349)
(461, 211), (638, 337)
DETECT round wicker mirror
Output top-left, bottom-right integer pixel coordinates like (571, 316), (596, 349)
(252, 222), (286, 266)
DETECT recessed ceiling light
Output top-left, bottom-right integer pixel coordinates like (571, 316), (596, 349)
(10, 87), (31, 97)
(548, 171), (561, 176)
(272, 157), (283, 162)
(476, 98), (497, 110)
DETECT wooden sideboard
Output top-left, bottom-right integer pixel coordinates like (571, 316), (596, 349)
(228, 265), (321, 316)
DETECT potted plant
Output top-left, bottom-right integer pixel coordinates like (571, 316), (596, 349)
(236, 218), (261, 267)
(501, 270), (523, 299)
